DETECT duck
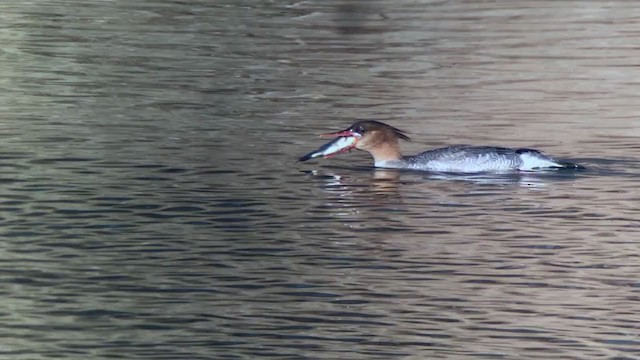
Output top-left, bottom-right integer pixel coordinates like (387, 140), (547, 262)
(299, 120), (582, 172)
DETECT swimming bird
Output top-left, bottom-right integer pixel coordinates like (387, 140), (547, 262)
(299, 120), (581, 172)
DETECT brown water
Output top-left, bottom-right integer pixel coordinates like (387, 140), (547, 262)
(1, 1), (640, 359)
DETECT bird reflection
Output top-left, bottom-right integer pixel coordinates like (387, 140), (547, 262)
(302, 167), (571, 195)
(303, 167), (402, 198)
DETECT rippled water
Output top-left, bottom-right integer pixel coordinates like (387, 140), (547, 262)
(1, 0), (640, 359)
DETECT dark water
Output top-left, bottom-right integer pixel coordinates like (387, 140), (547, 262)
(1, 1), (640, 359)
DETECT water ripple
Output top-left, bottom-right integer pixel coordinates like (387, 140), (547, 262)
(1, 0), (640, 359)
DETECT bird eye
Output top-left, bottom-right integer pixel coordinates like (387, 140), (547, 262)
(356, 126), (365, 134)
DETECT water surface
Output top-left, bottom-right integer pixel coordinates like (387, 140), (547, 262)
(1, 1), (640, 359)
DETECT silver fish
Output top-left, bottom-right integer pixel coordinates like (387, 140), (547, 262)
(299, 136), (357, 162)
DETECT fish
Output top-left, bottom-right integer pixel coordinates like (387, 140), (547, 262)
(299, 136), (357, 162)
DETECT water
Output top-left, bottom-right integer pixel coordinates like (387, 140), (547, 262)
(1, 0), (640, 359)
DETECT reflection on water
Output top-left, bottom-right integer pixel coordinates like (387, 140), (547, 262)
(306, 165), (589, 192)
(1, 0), (640, 359)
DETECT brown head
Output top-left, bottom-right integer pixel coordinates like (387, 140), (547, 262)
(319, 120), (410, 163)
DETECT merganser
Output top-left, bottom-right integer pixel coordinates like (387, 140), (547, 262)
(299, 121), (582, 173)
